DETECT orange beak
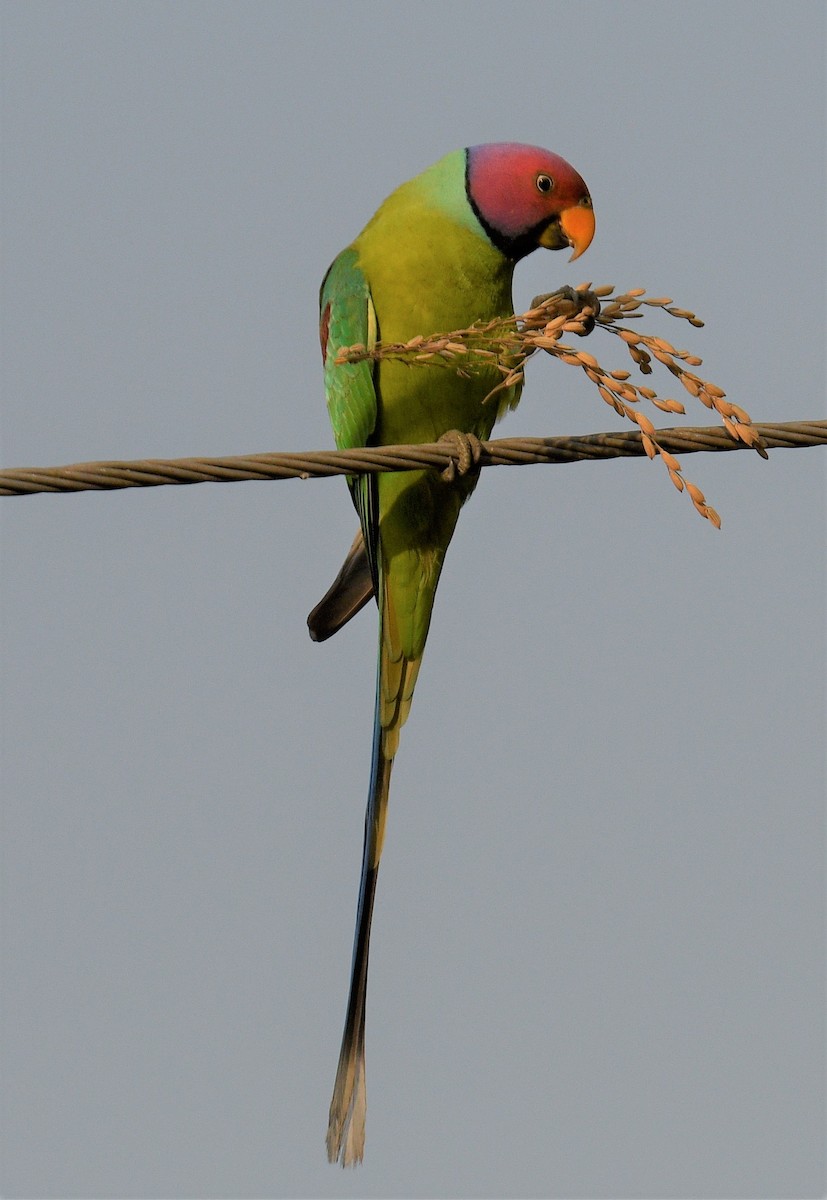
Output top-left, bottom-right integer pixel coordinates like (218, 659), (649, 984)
(559, 200), (596, 261)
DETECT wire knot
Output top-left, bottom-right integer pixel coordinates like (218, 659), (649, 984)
(437, 430), (484, 481)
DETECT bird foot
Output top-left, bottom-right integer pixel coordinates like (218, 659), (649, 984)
(530, 284), (601, 335)
(438, 430), (483, 481)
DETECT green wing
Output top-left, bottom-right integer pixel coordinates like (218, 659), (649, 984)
(320, 248), (378, 451)
(319, 248), (380, 592)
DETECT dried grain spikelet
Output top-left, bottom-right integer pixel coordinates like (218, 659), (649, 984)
(615, 383), (640, 402)
(722, 416), (741, 441)
(737, 425), (768, 453)
(635, 411), (657, 437)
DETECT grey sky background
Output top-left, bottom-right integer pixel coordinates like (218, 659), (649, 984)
(1, 3), (824, 1197)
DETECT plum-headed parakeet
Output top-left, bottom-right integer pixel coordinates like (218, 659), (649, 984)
(310, 143), (595, 1165)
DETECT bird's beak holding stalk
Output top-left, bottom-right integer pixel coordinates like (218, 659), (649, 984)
(539, 198), (595, 261)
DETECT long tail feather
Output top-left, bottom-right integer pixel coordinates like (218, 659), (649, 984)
(326, 690), (391, 1165)
(326, 585), (422, 1165)
(327, 477), (450, 1165)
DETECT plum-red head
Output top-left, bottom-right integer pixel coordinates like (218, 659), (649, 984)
(466, 142), (594, 262)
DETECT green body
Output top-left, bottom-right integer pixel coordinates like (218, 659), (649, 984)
(323, 151), (521, 731)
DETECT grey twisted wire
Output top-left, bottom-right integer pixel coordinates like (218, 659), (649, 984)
(1, 421), (824, 497)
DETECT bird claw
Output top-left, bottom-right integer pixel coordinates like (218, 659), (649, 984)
(530, 285), (601, 335)
(438, 430), (483, 481)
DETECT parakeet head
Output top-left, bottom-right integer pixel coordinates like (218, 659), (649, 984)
(466, 143), (594, 262)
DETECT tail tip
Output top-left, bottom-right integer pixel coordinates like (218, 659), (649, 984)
(326, 1057), (367, 1166)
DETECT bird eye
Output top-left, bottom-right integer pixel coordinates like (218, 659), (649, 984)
(536, 174), (554, 193)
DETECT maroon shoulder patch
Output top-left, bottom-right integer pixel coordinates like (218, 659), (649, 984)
(320, 302), (331, 363)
